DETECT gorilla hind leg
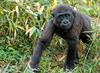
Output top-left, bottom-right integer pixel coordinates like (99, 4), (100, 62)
(80, 33), (91, 44)
(80, 33), (91, 58)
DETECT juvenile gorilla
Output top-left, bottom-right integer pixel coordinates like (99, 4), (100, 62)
(29, 4), (91, 72)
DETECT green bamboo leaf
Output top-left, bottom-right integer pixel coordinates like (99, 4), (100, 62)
(16, 25), (24, 30)
(29, 26), (37, 37)
(15, 6), (19, 17)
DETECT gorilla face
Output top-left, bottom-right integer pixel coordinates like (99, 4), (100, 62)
(55, 12), (74, 30)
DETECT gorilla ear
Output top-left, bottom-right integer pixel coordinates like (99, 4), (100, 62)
(51, 13), (54, 17)
(72, 11), (76, 17)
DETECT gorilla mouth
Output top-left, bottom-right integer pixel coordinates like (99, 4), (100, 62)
(61, 23), (71, 30)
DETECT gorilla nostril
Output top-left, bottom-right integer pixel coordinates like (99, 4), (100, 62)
(64, 22), (66, 24)
(63, 21), (69, 24)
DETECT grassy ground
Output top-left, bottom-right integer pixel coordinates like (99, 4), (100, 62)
(0, 0), (100, 73)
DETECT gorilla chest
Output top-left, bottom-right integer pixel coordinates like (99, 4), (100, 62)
(55, 27), (68, 39)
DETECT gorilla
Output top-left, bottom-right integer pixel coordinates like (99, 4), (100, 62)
(28, 4), (91, 72)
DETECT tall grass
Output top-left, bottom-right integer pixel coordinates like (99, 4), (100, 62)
(0, 0), (100, 73)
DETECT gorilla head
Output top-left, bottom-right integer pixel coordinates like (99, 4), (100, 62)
(52, 5), (75, 30)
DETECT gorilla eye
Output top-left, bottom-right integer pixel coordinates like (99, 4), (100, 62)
(51, 13), (54, 17)
(59, 15), (64, 20)
(65, 14), (70, 17)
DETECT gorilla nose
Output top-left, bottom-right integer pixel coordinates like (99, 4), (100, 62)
(61, 20), (69, 28)
(63, 21), (69, 24)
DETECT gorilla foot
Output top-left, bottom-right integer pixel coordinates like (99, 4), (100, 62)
(64, 68), (72, 73)
(64, 63), (75, 72)
(28, 61), (40, 73)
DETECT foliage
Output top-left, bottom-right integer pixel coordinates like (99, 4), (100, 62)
(0, 0), (100, 73)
